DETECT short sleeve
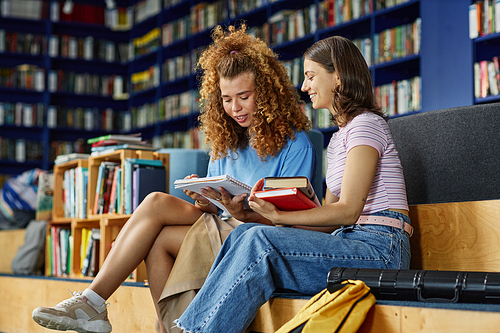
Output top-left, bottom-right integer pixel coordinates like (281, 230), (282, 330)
(344, 115), (388, 156)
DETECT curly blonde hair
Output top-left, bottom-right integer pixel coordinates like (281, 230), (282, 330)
(197, 24), (311, 161)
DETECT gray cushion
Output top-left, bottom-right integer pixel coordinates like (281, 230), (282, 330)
(388, 103), (500, 205)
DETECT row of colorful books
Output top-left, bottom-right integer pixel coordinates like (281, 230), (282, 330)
(474, 57), (500, 98)
(61, 166), (89, 219)
(133, 28), (160, 59)
(130, 90), (200, 129)
(46, 106), (131, 133)
(160, 90), (199, 120)
(373, 18), (421, 65)
(92, 158), (166, 215)
(48, 34), (129, 64)
(0, 137), (44, 162)
(190, 0), (227, 35)
(130, 65), (160, 94)
(80, 228), (100, 277)
(162, 49), (199, 83)
(0, 102), (130, 132)
(0, 65), (45, 92)
(268, 6), (317, 46)
(0, 103), (128, 132)
(374, 0), (411, 11)
(0, 102), (45, 128)
(228, 0), (264, 18)
(46, 226), (103, 278)
(317, 0), (373, 30)
(47, 69), (125, 97)
(469, 0), (500, 39)
(161, 14), (190, 47)
(0, 0), (48, 20)
(133, 0), (162, 25)
(47, 226), (73, 277)
(0, 30), (47, 55)
(152, 128), (209, 150)
(375, 76), (422, 116)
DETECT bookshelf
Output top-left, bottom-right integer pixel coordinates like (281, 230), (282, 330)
(0, 0), (477, 176)
(126, 0), (475, 147)
(0, 0), (131, 178)
(469, 0), (500, 104)
(47, 149), (169, 281)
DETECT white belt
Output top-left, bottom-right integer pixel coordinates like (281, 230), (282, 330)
(356, 215), (414, 237)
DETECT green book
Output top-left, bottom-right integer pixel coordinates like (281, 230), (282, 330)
(87, 133), (142, 144)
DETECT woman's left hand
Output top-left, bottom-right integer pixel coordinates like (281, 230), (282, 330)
(248, 178), (281, 223)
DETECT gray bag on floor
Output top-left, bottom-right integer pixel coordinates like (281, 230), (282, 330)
(11, 220), (47, 275)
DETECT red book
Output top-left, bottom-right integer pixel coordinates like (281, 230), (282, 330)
(254, 187), (318, 211)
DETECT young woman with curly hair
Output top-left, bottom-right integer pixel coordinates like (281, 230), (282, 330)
(174, 36), (411, 333)
(32, 24), (317, 333)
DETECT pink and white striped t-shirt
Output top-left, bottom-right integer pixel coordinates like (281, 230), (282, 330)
(326, 112), (408, 214)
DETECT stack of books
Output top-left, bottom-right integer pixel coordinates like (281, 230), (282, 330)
(255, 176), (320, 210)
(54, 153), (91, 165)
(88, 133), (155, 156)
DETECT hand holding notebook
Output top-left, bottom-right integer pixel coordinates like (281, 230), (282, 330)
(174, 175), (252, 213)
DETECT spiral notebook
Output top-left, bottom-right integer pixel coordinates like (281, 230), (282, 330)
(174, 175), (252, 213)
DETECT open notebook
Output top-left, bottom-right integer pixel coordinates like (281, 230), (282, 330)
(174, 175), (252, 213)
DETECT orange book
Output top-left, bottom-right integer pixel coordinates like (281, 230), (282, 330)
(254, 187), (318, 211)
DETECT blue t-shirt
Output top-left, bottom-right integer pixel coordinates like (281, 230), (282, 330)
(207, 130), (316, 187)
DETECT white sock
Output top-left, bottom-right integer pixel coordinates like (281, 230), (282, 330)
(82, 288), (106, 307)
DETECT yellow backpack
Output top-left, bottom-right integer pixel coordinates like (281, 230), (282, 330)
(275, 280), (375, 333)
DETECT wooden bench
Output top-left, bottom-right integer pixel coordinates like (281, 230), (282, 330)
(0, 228), (26, 274)
(248, 104), (500, 332)
(3, 105), (500, 332)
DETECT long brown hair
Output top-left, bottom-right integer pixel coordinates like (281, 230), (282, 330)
(197, 24), (310, 161)
(303, 36), (384, 127)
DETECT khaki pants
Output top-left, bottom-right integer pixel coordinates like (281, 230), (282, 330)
(156, 213), (242, 332)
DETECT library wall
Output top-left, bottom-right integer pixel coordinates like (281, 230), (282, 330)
(0, 0), (480, 180)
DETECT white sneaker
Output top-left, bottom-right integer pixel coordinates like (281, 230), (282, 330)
(32, 290), (112, 333)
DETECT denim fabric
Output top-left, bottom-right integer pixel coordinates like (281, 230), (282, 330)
(175, 210), (411, 333)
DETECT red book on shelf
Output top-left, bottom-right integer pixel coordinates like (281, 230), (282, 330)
(254, 187), (318, 211)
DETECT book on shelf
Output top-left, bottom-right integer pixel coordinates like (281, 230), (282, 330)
(108, 166), (120, 214)
(263, 176), (321, 206)
(124, 158), (165, 214)
(54, 153), (91, 165)
(80, 228), (90, 272)
(77, 167), (89, 219)
(254, 187), (318, 211)
(59, 228), (70, 276)
(51, 226), (60, 276)
(90, 143), (155, 157)
(174, 175), (252, 213)
(93, 161), (120, 215)
(81, 228), (100, 277)
(87, 132), (142, 144)
(132, 165), (166, 211)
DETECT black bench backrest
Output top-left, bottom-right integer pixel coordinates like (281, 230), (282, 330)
(388, 103), (500, 205)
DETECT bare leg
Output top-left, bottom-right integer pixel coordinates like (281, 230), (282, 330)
(89, 192), (203, 300)
(145, 224), (191, 333)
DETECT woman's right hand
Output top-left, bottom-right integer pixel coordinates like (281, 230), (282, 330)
(217, 186), (248, 219)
